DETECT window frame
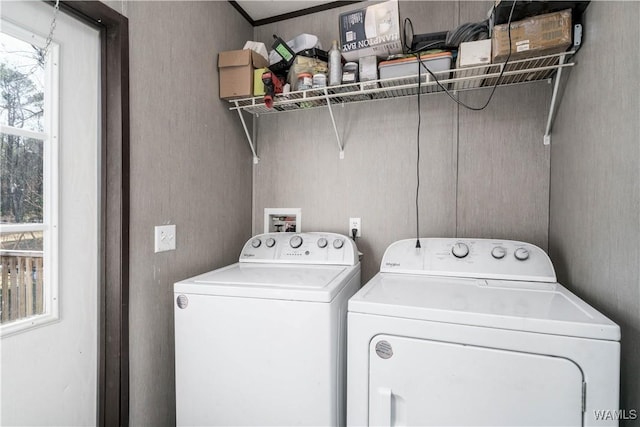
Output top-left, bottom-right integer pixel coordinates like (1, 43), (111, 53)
(0, 19), (60, 337)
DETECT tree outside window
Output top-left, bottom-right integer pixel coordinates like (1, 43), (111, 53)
(1, 27), (57, 331)
(1, 33), (45, 230)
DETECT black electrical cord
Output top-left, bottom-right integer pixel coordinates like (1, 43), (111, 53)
(410, 2), (517, 248)
(415, 53), (422, 249)
(403, 17), (447, 54)
(404, 18), (488, 55)
(403, 16), (414, 52)
(445, 21), (490, 48)
(421, 1), (516, 111)
(403, 0), (517, 111)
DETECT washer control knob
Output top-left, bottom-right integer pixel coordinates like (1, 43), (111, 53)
(514, 247), (530, 261)
(333, 238), (344, 249)
(289, 235), (303, 249)
(491, 246), (506, 259)
(251, 238), (262, 248)
(317, 237), (328, 248)
(265, 237), (276, 248)
(452, 242), (470, 258)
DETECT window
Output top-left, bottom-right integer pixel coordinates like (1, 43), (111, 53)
(1, 20), (59, 336)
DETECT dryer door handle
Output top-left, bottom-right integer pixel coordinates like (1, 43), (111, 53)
(371, 387), (393, 427)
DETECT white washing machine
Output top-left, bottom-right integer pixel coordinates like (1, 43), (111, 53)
(347, 238), (620, 427)
(174, 232), (360, 427)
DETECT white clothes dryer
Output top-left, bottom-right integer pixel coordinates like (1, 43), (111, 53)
(347, 238), (620, 427)
(175, 232), (360, 427)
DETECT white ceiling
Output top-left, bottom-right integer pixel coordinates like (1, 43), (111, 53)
(234, 1), (336, 22)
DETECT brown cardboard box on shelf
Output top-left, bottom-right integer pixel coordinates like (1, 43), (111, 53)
(218, 49), (269, 99)
(492, 9), (572, 62)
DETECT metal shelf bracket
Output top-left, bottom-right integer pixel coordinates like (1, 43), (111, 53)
(323, 88), (344, 159)
(229, 52), (576, 153)
(233, 100), (259, 164)
(543, 53), (567, 146)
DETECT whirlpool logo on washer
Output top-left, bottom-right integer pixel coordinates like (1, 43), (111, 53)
(384, 262), (401, 268)
(242, 253), (255, 257)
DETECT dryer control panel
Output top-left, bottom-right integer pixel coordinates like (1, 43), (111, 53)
(380, 238), (556, 282)
(240, 232), (359, 266)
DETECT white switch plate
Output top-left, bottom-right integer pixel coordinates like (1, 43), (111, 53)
(154, 224), (176, 253)
(349, 217), (361, 238)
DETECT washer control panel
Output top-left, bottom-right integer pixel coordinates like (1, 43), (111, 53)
(240, 232), (358, 266)
(380, 238), (555, 282)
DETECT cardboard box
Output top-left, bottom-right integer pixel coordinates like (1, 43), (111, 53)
(458, 39), (492, 68)
(339, 0), (403, 62)
(218, 49), (268, 99)
(454, 39), (492, 90)
(492, 9), (572, 62)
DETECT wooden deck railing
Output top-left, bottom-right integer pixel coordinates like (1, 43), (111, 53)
(0, 251), (44, 323)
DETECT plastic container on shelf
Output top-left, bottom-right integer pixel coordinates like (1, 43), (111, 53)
(290, 34), (321, 52)
(297, 72), (313, 91)
(312, 73), (327, 88)
(287, 56), (328, 89)
(378, 51), (452, 81)
(342, 62), (359, 84)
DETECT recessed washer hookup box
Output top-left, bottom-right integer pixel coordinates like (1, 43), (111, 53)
(339, 0), (403, 62)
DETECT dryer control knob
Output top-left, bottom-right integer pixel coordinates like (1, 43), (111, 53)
(491, 246), (506, 259)
(514, 247), (530, 261)
(452, 242), (469, 258)
(251, 238), (262, 248)
(333, 238), (344, 249)
(290, 235), (303, 249)
(265, 237), (276, 248)
(317, 237), (328, 248)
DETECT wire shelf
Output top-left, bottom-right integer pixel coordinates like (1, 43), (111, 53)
(229, 51), (576, 162)
(229, 51), (575, 115)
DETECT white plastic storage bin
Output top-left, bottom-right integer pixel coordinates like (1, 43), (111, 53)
(378, 51), (452, 93)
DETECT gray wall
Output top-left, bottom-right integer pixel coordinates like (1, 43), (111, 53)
(105, 0), (640, 423)
(549, 1), (640, 419)
(108, 1), (255, 424)
(253, 1), (551, 281)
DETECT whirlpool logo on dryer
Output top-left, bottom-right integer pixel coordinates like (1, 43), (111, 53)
(242, 253), (255, 257)
(385, 262), (401, 268)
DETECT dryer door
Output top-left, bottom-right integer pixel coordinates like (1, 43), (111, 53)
(368, 335), (584, 426)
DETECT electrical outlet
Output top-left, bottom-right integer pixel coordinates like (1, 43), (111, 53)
(154, 224), (176, 253)
(349, 217), (361, 238)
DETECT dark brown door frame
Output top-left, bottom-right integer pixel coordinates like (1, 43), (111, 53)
(49, 1), (130, 426)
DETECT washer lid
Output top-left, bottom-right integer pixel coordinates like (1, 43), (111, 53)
(349, 273), (620, 341)
(175, 263), (357, 302)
